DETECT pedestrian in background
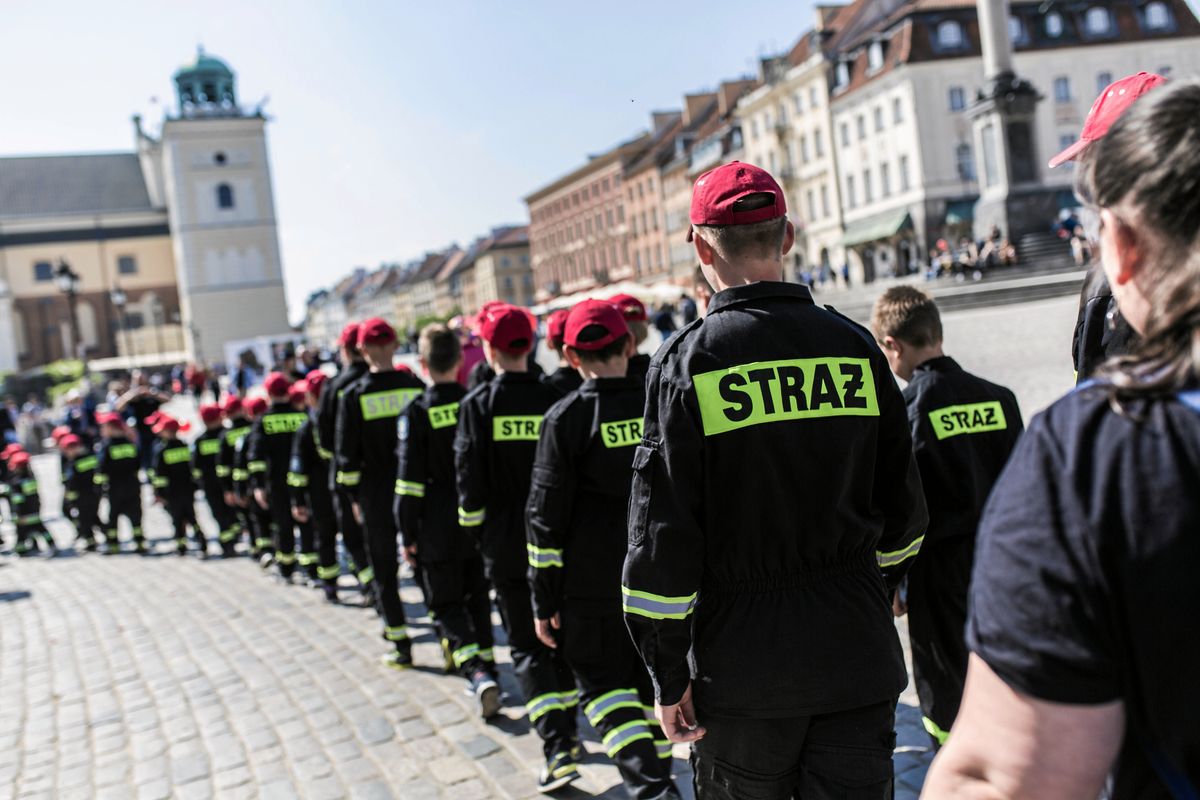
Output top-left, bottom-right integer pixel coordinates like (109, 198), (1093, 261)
(541, 308), (582, 395)
(926, 78), (1200, 799)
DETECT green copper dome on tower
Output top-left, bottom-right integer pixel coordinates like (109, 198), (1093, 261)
(173, 46), (237, 112)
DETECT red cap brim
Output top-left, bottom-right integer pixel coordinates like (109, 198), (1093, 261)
(1048, 137), (1092, 169)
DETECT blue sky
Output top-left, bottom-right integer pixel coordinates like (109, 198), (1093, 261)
(0, 1), (800, 320)
(3, 1), (1197, 321)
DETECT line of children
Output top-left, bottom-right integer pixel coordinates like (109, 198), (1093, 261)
(60, 434), (103, 551)
(289, 370), (342, 602)
(246, 373), (307, 581)
(193, 403), (240, 557)
(5, 450), (56, 556)
(149, 416), (206, 557)
(95, 411), (146, 554)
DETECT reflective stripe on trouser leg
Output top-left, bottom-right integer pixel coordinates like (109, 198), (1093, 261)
(642, 703), (672, 759)
(602, 719), (655, 758)
(584, 689), (642, 727)
(384, 625), (408, 642)
(317, 564), (340, 581)
(452, 643), (480, 668)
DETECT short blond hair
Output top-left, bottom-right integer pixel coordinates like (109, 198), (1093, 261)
(871, 286), (943, 348)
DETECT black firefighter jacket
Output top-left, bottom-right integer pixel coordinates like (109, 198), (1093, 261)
(621, 281), (928, 718)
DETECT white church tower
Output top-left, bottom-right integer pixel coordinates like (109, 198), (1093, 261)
(148, 48), (291, 362)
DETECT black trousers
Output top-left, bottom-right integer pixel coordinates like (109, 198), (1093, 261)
(332, 481), (372, 585)
(74, 496), (103, 543)
(360, 487), (409, 646)
(907, 536), (974, 747)
(265, 482), (296, 575)
(309, 483), (340, 583)
(562, 608), (674, 799)
(203, 488), (239, 549)
(164, 495), (202, 548)
(493, 576), (577, 759)
(691, 701), (896, 800)
(250, 502), (274, 556)
(422, 556), (495, 676)
(105, 493), (144, 544)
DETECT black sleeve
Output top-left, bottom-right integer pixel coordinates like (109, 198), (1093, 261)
(246, 421), (268, 492)
(217, 434), (234, 494)
(966, 416), (1118, 704)
(150, 444), (168, 497)
(395, 403), (429, 549)
(288, 426), (311, 507)
(872, 361), (929, 589)
(525, 410), (576, 620)
(316, 380), (338, 461)
(335, 388), (363, 494)
(454, 395), (489, 533)
(94, 444), (110, 491)
(622, 368), (705, 706)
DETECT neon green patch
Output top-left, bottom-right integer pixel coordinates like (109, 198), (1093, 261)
(262, 413), (307, 435)
(225, 427), (251, 445)
(428, 402), (460, 430)
(693, 357), (878, 436)
(929, 401), (1006, 440)
(600, 417), (642, 448)
(162, 447), (191, 465)
(109, 443), (138, 460)
(198, 439), (221, 456)
(360, 388), (421, 421)
(493, 415), (542, 441)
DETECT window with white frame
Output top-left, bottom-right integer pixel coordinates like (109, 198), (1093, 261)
(820, 184), (830, 217)
(949, 86), (967, 112)
(800, 134), (810, 164)
(1145, 1), (1171, 29)
(868, 41), (884, 71)
(810, 86), (819, 107)
(881, 162), (892, 197)
(840, 122), (850, 147)
(893, 97), (904, 123)
(836, 61), (850, 89)
(1045, 11), (1064, 37)
(1009, 15), (1026, 42)
(807, 189), (817, 221)
(794, 93), (804, 114)
(815, 129), (824, 157)
(1085, 6), (1112, 34)
(956, 142), (976, 181)
(863, 169), (874, 204)
(1096, 71), (1113, 95)
(874, 106), (884, 131)
(899, 155), (911, 191)
(846, 175), (857, 208)
(856, 114), (866, 140)
(937, 20), (964, 48)
(1054, 76), (1072, 103)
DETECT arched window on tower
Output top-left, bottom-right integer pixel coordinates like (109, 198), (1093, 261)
(217, 183), (235, 209)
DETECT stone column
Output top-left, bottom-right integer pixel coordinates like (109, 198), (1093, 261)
(0, 281), (20, 372)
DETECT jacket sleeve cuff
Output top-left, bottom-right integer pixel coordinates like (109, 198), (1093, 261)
(653, 670), (691, 707)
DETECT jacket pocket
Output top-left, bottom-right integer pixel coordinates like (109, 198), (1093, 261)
(627, 444), (655, 547)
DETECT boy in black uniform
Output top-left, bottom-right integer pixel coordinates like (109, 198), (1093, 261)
(237, 395), (273, 563)
(7, 451), (56, 555)
(60, 434), (103, 551)
(217, 396), (253, 554)
(287, 381), (321, 583)
(290, 370), (341, 602)
(193, 403), (239, 557)
(95, 412), (146, 555)
(623, 162), (926, 799)
(336, 318), (425, 669)
(871, 287), (1022, 746)
(396, 324), (499, 715)
(455, 304), (580, 792)
(527, 301), (680, 799)
(247, 374), (306, 580)
(608, 293), (651, 384)
(149, 416), (205, 557)
(541, 308), (581, 395)
(318, 322), (375, 596)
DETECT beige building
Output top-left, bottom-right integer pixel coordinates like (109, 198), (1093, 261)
(827, 0), (1200, 281)
(472, 226), (533, 307)
(622, 113), (682, 284)
(739, 8), (846, 278)
(0, 49), (291, 371)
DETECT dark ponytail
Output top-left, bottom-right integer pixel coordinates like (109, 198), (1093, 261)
(1076, 80), (1200, 402)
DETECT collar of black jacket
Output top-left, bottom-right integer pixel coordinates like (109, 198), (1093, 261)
(707, 281), (815, 315)
(912, 355), (962, 375)
(581, 376), (642, 393)
(496, 370), (538, 384)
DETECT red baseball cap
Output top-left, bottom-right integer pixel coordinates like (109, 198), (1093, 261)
(51, 425), (72, 441)
(338, 322), (361, 348)
(687, 161), (787, 241)
(8, 452), (29, 468)
(96, 411), (124, 426)
(145, 410), (164, 425)
(288, 382), (309, 405)
(58, 434), (82, 449)
(608, 293), (648, 323)
(1049, 72), (1168, 168)
(263, 372), (292, 398)
(198, 404), (222, 424)
(221, 395), (243, 415)
(2, 443), (25, 458)
(565, 299), (630, 351)
(152, 416), (180, 435)
(478, 304), (533, 353)
(304, 370), (328, 395)
(471, 301), (507, 331)
(357, 317), (397, 348)
(244, 396), (268, 417)
(546, 308), (571, 348)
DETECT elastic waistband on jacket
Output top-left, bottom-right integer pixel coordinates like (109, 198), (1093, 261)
(701, 552), (877, 595)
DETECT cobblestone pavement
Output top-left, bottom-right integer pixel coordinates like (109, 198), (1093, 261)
(0, 293), (1088, 799)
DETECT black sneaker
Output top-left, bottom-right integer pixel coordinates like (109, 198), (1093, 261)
(470, 671), (501, 719)
(258, 552), (275, 570)
(134, 540), (148, 556)
(322, 584), (339, 604)
(380, 647), (413, 671)
(84, 539), (98, 553)
(537, 751), (579, 794)
(569, 738), (584, 762)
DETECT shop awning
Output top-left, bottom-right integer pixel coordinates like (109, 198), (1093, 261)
(944, 200), (976, 226)
(841, 209), (912, 247)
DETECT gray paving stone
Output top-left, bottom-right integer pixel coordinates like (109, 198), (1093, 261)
(350, 780), (395, 800)
(306, 775), (349, 800)
(337, 757), (381, 784)
(171, 752), (210, 785)
(354, 714), (393, 745)
(428, 754), (478, 785)
(461, 734), (501, 760)
(214, 763), (254, 790)
(393, 779), (440, 800)
(259, 780), (301, 800)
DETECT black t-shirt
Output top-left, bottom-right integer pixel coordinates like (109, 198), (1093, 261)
(967, 384), (1200, 796)
(126, 394), (164, 431)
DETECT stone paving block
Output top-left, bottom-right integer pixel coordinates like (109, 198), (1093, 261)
(294, 756), (334, 780)
(393, 779), (440, 800)
(259, 779), (301, 800)
(460, 734), (502, 760)
(395, 718), (433, 742)
(350, 780), (395, 800)
(353, 714), (394, 745)
(450, 778), (496, 800)
(170, 752), (210, 785)
(305, 775), (349, 800)
(174, 779), (213, 800)
(214, 763), (254, 790)
(337, 756), (381, 784)
(427, 754), (478, 785)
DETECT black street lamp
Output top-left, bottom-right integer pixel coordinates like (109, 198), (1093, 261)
(110, 285), (134, 359)
(54, 259), (82, 360)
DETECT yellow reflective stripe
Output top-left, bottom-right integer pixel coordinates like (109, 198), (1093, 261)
(317, 565), (341, 580)
(478, 647), (494, 662)
(248, 461), (267, 473)
(458, 506), (485, 527)
(452, 643), (480, 667)
(655, 739), (673, 759)
(276, 553), (298, 565)
(215, 465), (232, 477)
(384, 625), (409, 642)
(923, 716), (950, 745)
(527, 543), (564, 569)
(74, 455), (98, 472)
(93, 474), (108, 484)
(287, 472), (309, 488)
(151, 477), (168, 488)
(527, 692), (571, 722)
(583, 689), (642, 726)
(232, 469), (249, 480)
(315, 444), (333, 461)
(357, 566), (375, 584)
(255, 537), (273, 548)
(394, 479), (425, 497)
(693, 357), (879, 436)
(337, 470), (361, 487)
(621, 586), (698, 620)
(162, 447), (191, 465)
(602, 719), (654, 758)
(262, 413), (306, 434)
(877, 535), (924, 568)
(427, 402), (460, 430)
(297, 552), (319, 566)
(198, 439), (221, 456)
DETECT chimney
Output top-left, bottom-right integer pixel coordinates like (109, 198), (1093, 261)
(683, 92), (718, 126)
(815, 4), (841, 31)
(718, 80), (756, 116)
(651, 110), (682, 134)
